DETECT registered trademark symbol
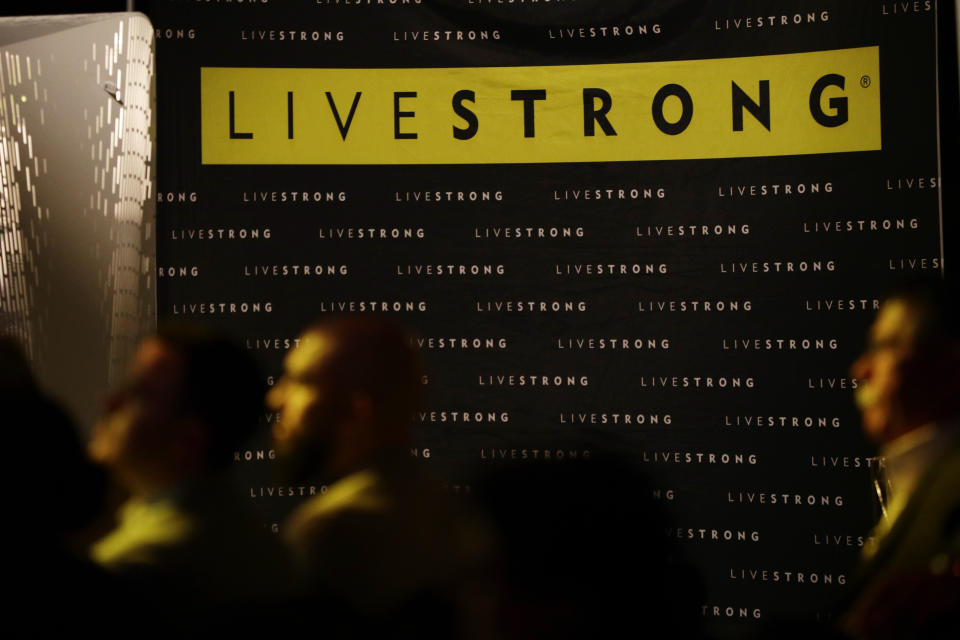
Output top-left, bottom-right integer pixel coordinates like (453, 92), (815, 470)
(860, 75), (871, 88)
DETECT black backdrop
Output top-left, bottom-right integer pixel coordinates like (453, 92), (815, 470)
(20, 0), (953, 635)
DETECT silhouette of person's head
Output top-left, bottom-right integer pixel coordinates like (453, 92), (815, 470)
(2, 334), (107, 537)
(0, 334), (36, 392)
(476, 450), (703, 639)
(88, 326), (262, 496)
(851, 279), (960, 445)
(268, 316), (422, 480)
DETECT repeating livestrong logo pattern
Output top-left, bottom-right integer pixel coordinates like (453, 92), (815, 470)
(146, 0), (945, 633)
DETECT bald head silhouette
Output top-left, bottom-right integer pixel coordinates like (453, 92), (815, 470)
(269, 317), (423, 480)
(851, 279), (960, 444)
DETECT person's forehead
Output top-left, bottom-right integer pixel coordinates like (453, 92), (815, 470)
(284, 330), (336, 379)
(872, 299), (919, 344)
(132, 338), (183, 387)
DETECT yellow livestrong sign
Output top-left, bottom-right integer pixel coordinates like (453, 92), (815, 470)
(200, 46), (880, 165)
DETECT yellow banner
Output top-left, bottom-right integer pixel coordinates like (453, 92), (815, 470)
(200, 47), (880, 165)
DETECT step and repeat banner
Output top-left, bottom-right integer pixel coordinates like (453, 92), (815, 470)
(144, 0), (945, 634)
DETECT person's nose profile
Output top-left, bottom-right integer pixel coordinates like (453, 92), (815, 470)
(850, 353), (871, 383)
(266, 380), (285, 410)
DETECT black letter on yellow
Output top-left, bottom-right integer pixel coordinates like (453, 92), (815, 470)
(326, 92), (362, 141)
(229, 91), (253, 139)
(809, 74), (847, 127)
(511, 89), (547, 138)
(583, 88), (617, 136)
(287, 92), (294, 139)
(452, 90), (478, 140)
(732, 80), (770, 131)
(652, 84), (693, 135)
(394, 91), (417, 140)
